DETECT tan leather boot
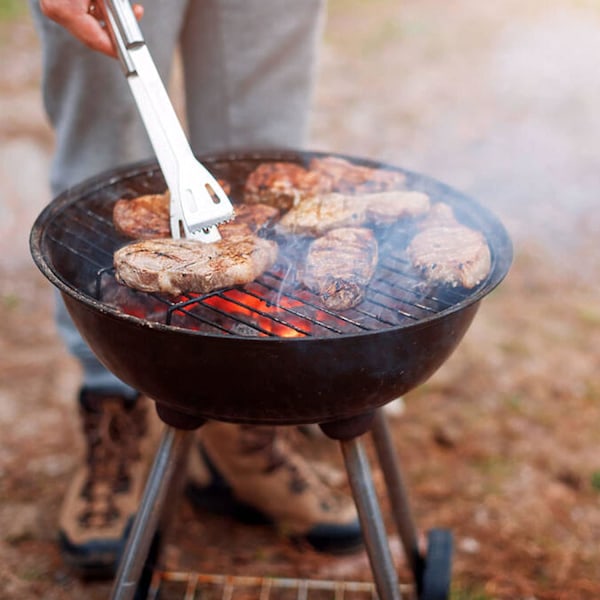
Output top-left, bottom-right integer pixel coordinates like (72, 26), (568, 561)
(186, 422), (363, 554)
(58, 389), (158, 578)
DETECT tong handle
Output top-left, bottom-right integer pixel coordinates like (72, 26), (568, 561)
(102, 0), (231, 243)
(104, 0), (143, 75)
(103, 2), (191, 161)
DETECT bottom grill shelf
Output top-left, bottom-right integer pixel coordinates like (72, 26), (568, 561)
(148, 571), (415, 600)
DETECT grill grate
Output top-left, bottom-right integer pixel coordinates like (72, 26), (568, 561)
(42, 163), (493, 339)
(91, 252), (473, 338)
(148, 571), (416, 600)
(44, 201), (478, 338)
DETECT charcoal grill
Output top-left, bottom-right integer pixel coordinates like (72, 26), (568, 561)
(30, 150), (512, 600)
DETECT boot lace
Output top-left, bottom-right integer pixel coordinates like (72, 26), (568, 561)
(78, 396), (147, 528)
(238, 425), (339, 511)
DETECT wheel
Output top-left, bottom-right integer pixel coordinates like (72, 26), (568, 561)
(419, 528), (453, 600)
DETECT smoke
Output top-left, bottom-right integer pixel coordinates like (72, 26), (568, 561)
(476, 9), (600, 271)
(315, 4), (600, 278)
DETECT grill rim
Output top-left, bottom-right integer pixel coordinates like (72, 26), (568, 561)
(30, 149), (513, 344)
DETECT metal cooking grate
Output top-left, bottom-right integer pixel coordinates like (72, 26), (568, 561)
(147, 572), (415, 600)
(44, 196), (483, 338)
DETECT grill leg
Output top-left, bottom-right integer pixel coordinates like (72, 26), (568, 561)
(340, 437), (403, 600)
(371, 409), (424, 588)
(110, 426), (193, 600)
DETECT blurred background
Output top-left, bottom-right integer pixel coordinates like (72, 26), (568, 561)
(1, 1), (599, 598)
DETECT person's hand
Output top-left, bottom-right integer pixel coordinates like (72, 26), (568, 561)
(40, 0), (143, 57)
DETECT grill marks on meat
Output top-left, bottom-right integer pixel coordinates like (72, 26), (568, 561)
(301, 227), (378, 310)
(113, 193), (278, 240)
(244, 162), (332, 211)
(407, 203), (491, 289)
(113, 224), (278, 296)
(276, 190), (430, 236)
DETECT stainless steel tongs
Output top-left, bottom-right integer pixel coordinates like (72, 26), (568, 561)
(104, 0), (234, 242)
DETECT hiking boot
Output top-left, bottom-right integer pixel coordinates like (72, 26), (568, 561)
(58, 388), (157, 578)
(185, 422), (363, 554)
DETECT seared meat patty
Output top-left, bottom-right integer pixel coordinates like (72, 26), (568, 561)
(301, 227), (378, 310)
(309, 156), (406, 193)
(277, 190), (430, 236)
(244, 162), (332, 211)
(407, 203), (491, 289)
(114, 223), (278, 296)
(113, 191), (277, 240)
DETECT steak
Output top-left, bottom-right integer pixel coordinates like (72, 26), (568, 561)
(301, 227), (378, 310)
(113, 192), (278, 240)
(407, 203), (491, 289)
(416, 202), (456, 228)
(277, 193), (365, 237)
(308, 156), (407, 193)
(113, 192), (171, 239)
(230, 203), (280, 233)
(276, 190), (430, 236)
(362, 190), (430, 225)
(244, 162), (332, 211)
(113, 223), (278, 295)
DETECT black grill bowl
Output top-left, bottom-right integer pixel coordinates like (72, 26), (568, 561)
(30, 150), (512, 425)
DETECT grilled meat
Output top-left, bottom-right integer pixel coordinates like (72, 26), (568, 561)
(301, 227), (378, 310)
(416, 201), (456, 228)
(277, 190), (430, 236)
(277, 193), (366, 237)
(114, 223), (278, 295)
(230, 202), (280, 233)
(362, 190), (430, 225)
(309, 156), (406, 193)
(244, 162), (332, 211)
(113, 177), (231, 239)
(113, 191), (277, 240)
(113, 192), (171, 239)
(407, 203), (491, 289)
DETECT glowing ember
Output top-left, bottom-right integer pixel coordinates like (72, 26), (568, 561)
(204, 291), (307, 337)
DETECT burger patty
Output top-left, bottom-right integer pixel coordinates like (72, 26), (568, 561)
(113, 223), (278, 296)
(300, 227), (378, 311)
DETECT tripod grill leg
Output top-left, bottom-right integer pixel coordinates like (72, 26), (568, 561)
(340, 437), (402, 600)
(371, 409), (424, 587)
(111, 426), (193, 600)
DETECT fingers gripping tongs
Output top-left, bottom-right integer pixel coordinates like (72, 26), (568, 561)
(104, 0), (233, 242)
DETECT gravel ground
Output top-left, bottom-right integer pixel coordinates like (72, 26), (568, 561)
(1, 1), (599, 599)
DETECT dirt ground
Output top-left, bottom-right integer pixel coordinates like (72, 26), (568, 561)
(1, 1), (599, 599)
